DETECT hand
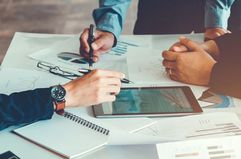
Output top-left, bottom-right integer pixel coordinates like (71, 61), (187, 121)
(169, 37), (220, 60)
(63, 69), (124, 107)
(162, 37), (217, 86)
(79, 28), (115, 62)
(205, 27), (231, 40)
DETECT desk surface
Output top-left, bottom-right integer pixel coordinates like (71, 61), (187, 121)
(0, 32), (162, 159)
(1, 32), (241, 159)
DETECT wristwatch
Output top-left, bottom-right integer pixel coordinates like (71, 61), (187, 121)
(51, 85), (66, 112)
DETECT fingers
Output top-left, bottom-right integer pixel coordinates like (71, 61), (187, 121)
(92, 69), (125, 79)
(92, 38), (104, 51)
(96, 77), (121, 87)
(179, 36), (202, 52)
(101, 95), (116, 103)
(105, 85), (121, 94)
(169, 74), (178, 81)
(80, 28), (90, 53)
(169, 42), (188, 52)
(162, 60), (176, 69)
(162, 50), (179, 61)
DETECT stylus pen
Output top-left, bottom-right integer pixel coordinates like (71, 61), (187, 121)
(79, 68), (134, 84)
(88, 24), (95, 70)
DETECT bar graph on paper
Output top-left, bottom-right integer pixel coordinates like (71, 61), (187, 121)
(186, 122), (241, 139)
(156, 136), (241, 159)
(174, 145), (235, 159)
(134, 113), (241, 141)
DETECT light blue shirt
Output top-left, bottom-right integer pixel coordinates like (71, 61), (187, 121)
(93, 0), (131, 39)
(205, 0), (235, 29)
(93, 0), (235, 39)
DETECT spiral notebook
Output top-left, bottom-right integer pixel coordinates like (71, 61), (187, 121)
(13, 111), (110, 159)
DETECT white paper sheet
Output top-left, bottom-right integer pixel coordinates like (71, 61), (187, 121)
(66, 107), (155, 133)
(29, 35), (129, 75)
(156, 135), (241, 159)
(0, 68), (68, 95)
(133, 112), (241, 141)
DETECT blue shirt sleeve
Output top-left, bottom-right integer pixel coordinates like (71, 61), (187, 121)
(93, 0), (131, 39)
(0, 88), (54, 131)
(205, 0), (235, 29)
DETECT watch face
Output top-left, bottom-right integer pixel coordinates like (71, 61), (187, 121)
(51, 85), (66, 102)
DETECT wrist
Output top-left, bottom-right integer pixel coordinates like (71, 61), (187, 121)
(50, 85), (66, 113)
(62, 82), (74, 108)
(104, 31), (116, 47)
(97, 29), (116, 47)
(201, 40), (220, 60)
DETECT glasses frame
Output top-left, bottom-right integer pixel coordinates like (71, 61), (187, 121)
(37, 62), (81, 80)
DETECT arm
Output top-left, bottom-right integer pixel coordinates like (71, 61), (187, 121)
(0, 88), (54, 131)
(209, 32), (241, 98)
(163, 32), (241, 98)
(205, 0), (235, 29)
(0, 69), (124, 131)
(205, 0), (235, 39)
(79, 0), (131, 62)
(93, 0), (131, 39)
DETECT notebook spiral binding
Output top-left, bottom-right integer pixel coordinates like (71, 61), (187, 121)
(63, 111), (110, 136)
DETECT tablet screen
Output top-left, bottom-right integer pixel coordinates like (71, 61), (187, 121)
(93, 87), (201, 117)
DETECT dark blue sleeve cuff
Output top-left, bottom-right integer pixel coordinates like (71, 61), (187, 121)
(0, 88), (54, 130)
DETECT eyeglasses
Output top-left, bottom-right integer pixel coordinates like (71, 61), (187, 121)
(37, 62), (81, 80)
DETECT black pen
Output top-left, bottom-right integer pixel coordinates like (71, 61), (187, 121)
(79, 68), (134, 84)
(88, 24), (95, 70)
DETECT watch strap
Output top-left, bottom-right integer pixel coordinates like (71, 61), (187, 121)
(54, 100), (65, 112)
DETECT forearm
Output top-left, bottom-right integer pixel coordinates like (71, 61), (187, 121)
(93, 0), (131, 39)
(209, 31), (241, 98)
(214, 31), (241, 62)
(209, 62), (241, 98)
(205, 0), (235, 29)
(0, 88), (54, 130)
(201, 40), (220, 60)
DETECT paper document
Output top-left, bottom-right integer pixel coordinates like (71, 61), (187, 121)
(0, 68), (68, 95)
(126, 46), (172, 84)
(66, 107), (154, 133)
(133, 112), (241, 141)
(14, 112), (108, 159)
(156, 135), (241, 159)
(151, 33), (204, 50)
(29, 35), (128, 75)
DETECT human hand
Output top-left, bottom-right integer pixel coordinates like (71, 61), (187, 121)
(79, 28), (115, 62)
(169, 37), (220, 60)
(205, 27), (231, 40)
(162, 37), (217, 86)
(63, 69), (124, 107)
(169, 41), (189, 52)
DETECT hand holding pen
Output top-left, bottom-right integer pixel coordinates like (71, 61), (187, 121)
(79, 26), (115, 62)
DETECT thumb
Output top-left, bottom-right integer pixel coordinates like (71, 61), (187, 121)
(179, 36), (202, 52)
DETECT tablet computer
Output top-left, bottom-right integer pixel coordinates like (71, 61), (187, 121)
(92, 86), (202, 118)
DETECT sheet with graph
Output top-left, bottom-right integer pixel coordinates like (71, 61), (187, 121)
(133, 112), (241, 141)
(156, 135), (241, 159)
(0, 68), (68, 95)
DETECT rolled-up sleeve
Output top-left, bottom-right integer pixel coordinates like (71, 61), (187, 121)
(205, 0), (235, 29)
(0, 88), (54, 130)
(93, 0), (131, 39)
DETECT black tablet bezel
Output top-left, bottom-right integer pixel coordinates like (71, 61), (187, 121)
(92, 86), (202, 118)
